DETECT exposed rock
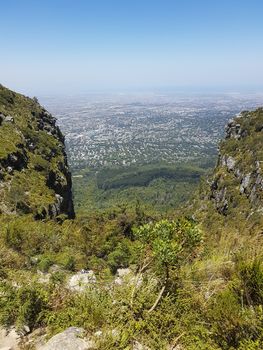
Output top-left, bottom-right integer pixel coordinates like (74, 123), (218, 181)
(0, 84), (75, 220)
(133, 341), (151, 350)
(0, 327), (20, 350)
(38, 327), (94, 350)
(114, 268), (143, 288)
(240, 174), (251, 194)
(209, 108), (263, 216)
(37, 271), (51, 284)
(48, 194), (64, 218)
(117, 268), (132, 277)
(68, 271), (96, 292)
(4, 115), (14, 123)
(114, 268), (132, 285)
(226, 156), (236, 171)
(0, 150), (28, 176)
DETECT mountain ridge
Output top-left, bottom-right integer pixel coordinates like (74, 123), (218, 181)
(0, 84), (75, 219)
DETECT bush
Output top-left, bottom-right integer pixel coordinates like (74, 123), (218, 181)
(238, 259), (263, 306)
(107, 240), (132, 273)
(0, 282), (49, 330)
(207, 288), (262, 349)
(38, 257), (53, 273)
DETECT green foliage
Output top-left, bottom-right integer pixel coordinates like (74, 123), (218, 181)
(0, 84), (71, 219)
(237, 259), (263, 306)
(0, 97), (262, 349)
(0, 282), (49, 330)
(97, 164), (203, 190)
(134, 218), (202, 276)
(107, 240), (132, 273)
(38, 257), (53, 273)
(73, 163), (205, 215)
(207, 287), (263, 349)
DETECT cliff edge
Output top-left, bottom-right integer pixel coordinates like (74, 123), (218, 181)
(0, 84), (74, 219)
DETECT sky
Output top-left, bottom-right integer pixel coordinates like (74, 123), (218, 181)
(1, 0), (263, 95)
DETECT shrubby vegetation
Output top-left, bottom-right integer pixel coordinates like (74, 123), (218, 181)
(0, 205), (262, 349)
(0, 86), (262, 349)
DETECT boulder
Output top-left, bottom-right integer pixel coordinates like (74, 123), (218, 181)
(68, 270), (96, 292)
(0, 327), (20, 350)
(38, 327), (94, 350)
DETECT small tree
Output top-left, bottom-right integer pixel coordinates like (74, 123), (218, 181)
(133, 218), (202, 312)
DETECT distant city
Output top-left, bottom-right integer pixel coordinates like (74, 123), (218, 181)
(41, 92), (263, 169)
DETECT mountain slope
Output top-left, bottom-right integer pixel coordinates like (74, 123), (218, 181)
(192, 108), (263, 236)
(0, 84), (74, 219)
(210, 108), (263, 216)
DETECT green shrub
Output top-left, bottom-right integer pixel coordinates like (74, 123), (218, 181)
(238, 259), (263, 306)
(38, 257), (53, 273)
(207, 288), (262, 349)
(0, 282), (49, 330)
(107, 240), (131, 273)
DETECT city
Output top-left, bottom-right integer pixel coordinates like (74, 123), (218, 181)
(42, 92), (263, 169)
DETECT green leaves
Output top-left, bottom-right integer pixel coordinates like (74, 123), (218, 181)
(133, 218), (202, 270)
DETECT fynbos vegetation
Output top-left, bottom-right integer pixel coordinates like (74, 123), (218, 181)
(0, 86), (262, 349)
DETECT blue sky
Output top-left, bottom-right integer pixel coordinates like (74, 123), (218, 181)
(1, 0), (263, 94)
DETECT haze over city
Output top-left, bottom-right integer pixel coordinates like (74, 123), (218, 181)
(1, 0), (263, 95)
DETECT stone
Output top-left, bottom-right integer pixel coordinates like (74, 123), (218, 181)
(117, 268), (132, 277)
(0, 327), (20, 350)
(67, 270), (96, 292)
(114, 268), (132, 285)
(4, 116), (14, 123)
(133, 341), (151, 350)
(226, 156), (235, 171)
(240, 174), (251, 194)
(38, 327), (94, 350)
(20, 325), (30, 335)
(37, 271), (51, 284)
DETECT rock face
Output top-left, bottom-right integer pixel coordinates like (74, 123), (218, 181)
(38, 327), (94, 350)
(0, 84), (74, 219)
(209, 108), (263, 216)
(67, 270), (96, 292)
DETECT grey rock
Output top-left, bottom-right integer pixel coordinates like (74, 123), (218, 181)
(38, 327), (94, 350)
(240, 174), (251, 194)
(4, 116), (14, 123)
(133, 341), (151, 350)
(0, 327), (20, 350)
(68, 271), (96, 292)
(226, 156), (236, 171)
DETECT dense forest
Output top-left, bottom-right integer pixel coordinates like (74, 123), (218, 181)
(0, 86), (262, 350)
(72, 163), (208, 215)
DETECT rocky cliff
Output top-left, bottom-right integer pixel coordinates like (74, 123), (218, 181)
(209, 108), (263, 218)
(0, 84), (75, 219)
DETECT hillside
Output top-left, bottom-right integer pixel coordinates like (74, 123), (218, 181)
(193, 108), (263, 235)
(0, 85), (74, 219)
(0, 89), (262, 350)
(210, 109), (263, 216)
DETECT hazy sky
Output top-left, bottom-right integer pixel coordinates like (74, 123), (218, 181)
(1, 0), (263, 95)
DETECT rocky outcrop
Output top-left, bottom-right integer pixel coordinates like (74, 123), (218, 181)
(209, 108), (263, 216)
(0, 84), (74, 219)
